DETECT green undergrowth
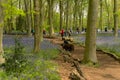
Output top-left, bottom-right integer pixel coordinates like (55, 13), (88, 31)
(0, 38), (61, 80)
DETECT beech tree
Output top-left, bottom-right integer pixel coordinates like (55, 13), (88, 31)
(33, 0), (45, 53)
(83, 0), (98, 63)
(33, 0), (40, 53)
(24, 0), (32, 36)
(99, 0), (103, 31)
(47, 0), (55, 36)
(0, 0), (5, 64)
(39, 0), (44, 41)
(113, 0), (118, 37)
(59, 0), (63, 30)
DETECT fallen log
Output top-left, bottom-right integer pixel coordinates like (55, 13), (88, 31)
(59, 49), (87, 80)
(69, 72), (81, 80)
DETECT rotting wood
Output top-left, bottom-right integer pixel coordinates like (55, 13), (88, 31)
(59, 49), (87, 80)
(69, 72), (81, 80)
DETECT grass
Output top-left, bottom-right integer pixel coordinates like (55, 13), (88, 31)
(37, 49), (59, 60)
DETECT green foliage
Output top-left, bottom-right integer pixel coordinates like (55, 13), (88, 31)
(0, 70), (18, 80)
(43, 21), (49, 31)
(3, 37), (28, 76)
(53, 13), (60, 32)
(19, 60), (60, 80)
(14, 37), (25, 53)
(81, 59), (100, 67)
(16, 15), (26, 31)
(1, 38), (60, 80)
(38, 49), (59, 60)
(2, 1), (25, 21)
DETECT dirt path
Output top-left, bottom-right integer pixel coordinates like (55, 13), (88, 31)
(47, 37), (120, 80)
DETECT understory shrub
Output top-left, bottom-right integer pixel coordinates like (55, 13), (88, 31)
(1, 37), (60, 80)
(2, 37), (28, 77)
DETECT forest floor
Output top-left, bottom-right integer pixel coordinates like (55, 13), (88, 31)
(46, 37), (120, 80)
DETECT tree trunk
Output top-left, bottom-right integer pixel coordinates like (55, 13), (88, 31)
(66, 0), (69, 30)
(30, 0), (34, 31)
(39, 0), (44, 41)
(81, 11), (84, 30)
(105, 0), (110, 29)
(9, 0), (13, 33)
(24, 0), (32, 36)
(33, 0), (40, 53)
(113, 0), (118, 37)
(59, 0), (63, 30)
(99, 0), (103, 31)
(78, 0), (83, 32)
(48, 0), (54, 36)
(0, 27), (4, 64)
(74, 0), (79, 29)
(0, 0), (5, 63)
(83, 0), (98, 63)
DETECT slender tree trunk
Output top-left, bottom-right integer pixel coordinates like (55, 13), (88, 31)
(113, 0), (118, 37)
(30, 0), (34, 30)
(105, 0), (110, 29)
(63, 6), (66, 29)
(81, 11), (84, 30)
(66, 0), (69, 30)
(24, 0), (32, 36)
(9, 0), (13, 33)
(48, 0), (54, 36)
(0, 27), (3, 54)
(69, 13), (72, 30)
(39, 0), (44, 41)
(78, 0), (83, 31)
(59, 0), (63, 30)
(83, 0), (98, 63)
(74, 0), (79, 29)
(99, 0), (103, 31)
(33, 0), (40, 53)
(68, 1), (72, 30)
(0, 27), (4, 64)
(0, 0), (5, 63)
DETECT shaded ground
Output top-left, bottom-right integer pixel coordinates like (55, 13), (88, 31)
(47, 37), (120, 80)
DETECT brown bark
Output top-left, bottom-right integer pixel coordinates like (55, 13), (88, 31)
(99, 0), (103, 31)
(78, 0), (83, 31)
(113, 0), (118, 37)
(74, 0), (79, 29)
(60, 49), (86, 80)
(0, 0), (5, 63)
(33, 0), (40, 53)
(59, 0), (63, 30)
(24, 0), (32, 36)
(105, 0), (110, 29)
(39, 0), (44, 41)
(83, 0), (98, 63)
(66, 0), (69, 30)
(47, 0), (54, 36)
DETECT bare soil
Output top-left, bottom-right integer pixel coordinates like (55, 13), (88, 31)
(47, 37), (120, 80)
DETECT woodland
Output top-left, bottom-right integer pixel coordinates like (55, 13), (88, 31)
(0, 0), (120, 80)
